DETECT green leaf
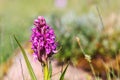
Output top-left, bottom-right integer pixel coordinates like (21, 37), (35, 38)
(59, 63), (69, 80)
(48, 61), (52, 79)
(14, 35), (37, 80)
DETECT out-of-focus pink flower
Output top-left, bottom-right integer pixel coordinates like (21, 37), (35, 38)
(55, 0), (67, 8)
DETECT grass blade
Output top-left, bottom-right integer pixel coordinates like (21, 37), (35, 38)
(14, 35), (37, 80)
(19, 59), (25, 80)
(59, 63), (69, 80)
(48, 61), (52, 79)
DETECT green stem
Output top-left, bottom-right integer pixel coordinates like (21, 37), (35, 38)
(43, 63), (49, 80)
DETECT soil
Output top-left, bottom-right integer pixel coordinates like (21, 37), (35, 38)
(2, 50), (92, 80)
(76, 53), (120, 80)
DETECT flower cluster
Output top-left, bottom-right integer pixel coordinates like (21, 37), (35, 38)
(31, 16), (57, 63)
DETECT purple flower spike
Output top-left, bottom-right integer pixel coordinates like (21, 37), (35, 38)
(31, 16), (57, 63)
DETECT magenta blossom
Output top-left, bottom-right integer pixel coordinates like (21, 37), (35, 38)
(31, 16), (57, 63)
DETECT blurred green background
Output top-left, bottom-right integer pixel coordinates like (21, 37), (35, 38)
(0, 0), (120, 65)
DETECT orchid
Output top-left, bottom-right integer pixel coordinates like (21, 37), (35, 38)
(31, 16), (57, 64)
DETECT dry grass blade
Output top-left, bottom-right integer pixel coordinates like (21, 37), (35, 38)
(96, 5), (104, 31)
(19, 58), (25, 80)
